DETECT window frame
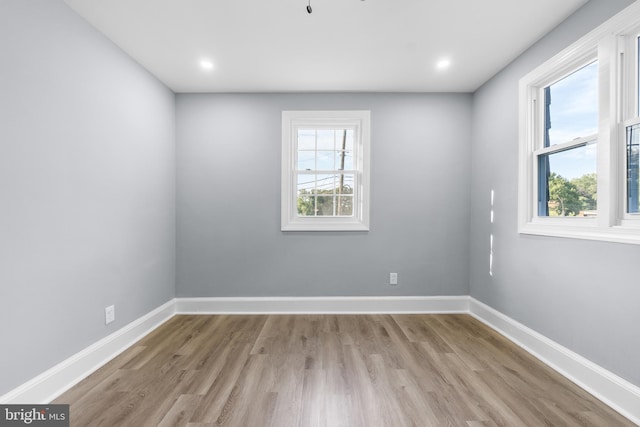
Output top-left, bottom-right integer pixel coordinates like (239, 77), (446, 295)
(518, 1), (640, 244)
(281, 110), (371, 231)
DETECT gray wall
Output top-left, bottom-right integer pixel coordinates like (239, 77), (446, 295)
(176, 93), (472, 298)
(469, 0), (640, 387)
(0, 1), (176, 395)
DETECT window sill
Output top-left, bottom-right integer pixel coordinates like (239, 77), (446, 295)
(518, 221), (640, 245)
(281, 217), (369, 232)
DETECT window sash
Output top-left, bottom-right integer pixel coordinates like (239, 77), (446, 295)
(294, 170), (358, 218)
(534, 137), (597, 218)
(532, 61), (599, 219)
(293, 124), (360, 219)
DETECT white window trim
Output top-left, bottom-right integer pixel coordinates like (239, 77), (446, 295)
(281, 110), (371, 231)
(518, 1), (640, 245)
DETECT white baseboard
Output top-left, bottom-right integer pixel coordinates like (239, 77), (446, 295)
(2, 295), (638, 426)
(469, 298), (640, 426)
(0, 299), (176, 404)
(175, 295), (470, 314)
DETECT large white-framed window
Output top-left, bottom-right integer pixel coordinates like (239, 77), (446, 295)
(518, 1), (640, 244)
(281, 110), (370, 231)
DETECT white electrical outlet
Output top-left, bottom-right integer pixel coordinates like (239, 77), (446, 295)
(389, 272), (398, 285)
(105, 305), (115, 325)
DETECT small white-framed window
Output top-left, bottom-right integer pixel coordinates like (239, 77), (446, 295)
(281, 111), (370, 231)
(518, 1), (640, 244)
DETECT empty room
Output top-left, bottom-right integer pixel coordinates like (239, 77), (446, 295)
(1, 0), (639, 425)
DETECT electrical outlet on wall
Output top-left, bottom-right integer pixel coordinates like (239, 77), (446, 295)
(389, 272), (398, 286)
(105, 305), (115, 325)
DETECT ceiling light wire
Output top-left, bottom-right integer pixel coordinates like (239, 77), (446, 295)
(306, 0), (365, 14)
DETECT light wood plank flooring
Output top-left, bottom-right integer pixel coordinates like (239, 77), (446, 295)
(54, 314), (634, 426)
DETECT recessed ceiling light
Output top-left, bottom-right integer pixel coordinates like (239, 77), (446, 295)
(200, 60), (214, 71)
(436, 59), (451, 70)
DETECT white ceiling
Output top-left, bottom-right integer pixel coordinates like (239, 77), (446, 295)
(64, 0), (588, 93)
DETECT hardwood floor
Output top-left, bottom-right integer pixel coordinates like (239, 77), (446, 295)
(54, 314), (634, 426)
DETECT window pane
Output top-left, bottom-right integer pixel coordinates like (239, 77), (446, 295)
(315, 174), (335, 194)
(333, 129), (353, 150)
(298, 129), (315, 150)
(545, 61), (598, 147)
(316, 151), (335, 170)
(316, 196), (335, 216)
(627, 124), (640, 214)
(336, 195), (353, 216)
(296, 191), (315, 216)
(335, 151), (353, 170)
(344, 129), (354, 151)
(337, 174), (354, 194)
(336, 174), (354, 217)
(538, 144), (597, 217)
(297, 151), (315, 170)
(317, 130), (335, 150)
(297, 174), (316, 193)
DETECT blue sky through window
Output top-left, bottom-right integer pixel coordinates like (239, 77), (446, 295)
(546, 61), (598, 180)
